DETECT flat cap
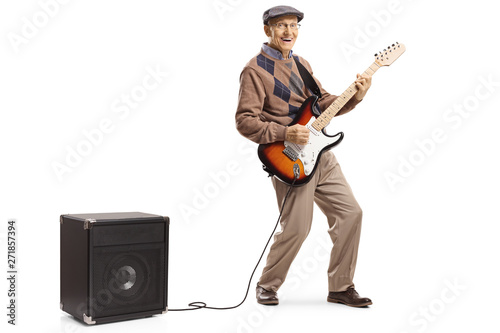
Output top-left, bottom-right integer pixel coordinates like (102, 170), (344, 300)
(262, 5), (304, 25)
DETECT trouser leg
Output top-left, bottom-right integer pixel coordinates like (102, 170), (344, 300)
(257, 174), (316, 292)
(313, 152), (363, 292)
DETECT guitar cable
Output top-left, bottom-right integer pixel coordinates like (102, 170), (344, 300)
(169, 163), (300, 311)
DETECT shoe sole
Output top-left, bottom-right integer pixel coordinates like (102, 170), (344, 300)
(257, 300), (279, 306)
(327, 297), (372, 307)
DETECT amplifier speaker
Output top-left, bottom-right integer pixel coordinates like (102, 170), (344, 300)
(60, 212), (168, 325)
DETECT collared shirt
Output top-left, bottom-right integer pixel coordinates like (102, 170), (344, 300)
(261, 43), (293, 60)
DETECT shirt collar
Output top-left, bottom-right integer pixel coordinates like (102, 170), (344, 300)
(261, 43), (293, 60)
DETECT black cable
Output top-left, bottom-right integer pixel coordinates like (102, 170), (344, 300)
(169, 167), (299, 311)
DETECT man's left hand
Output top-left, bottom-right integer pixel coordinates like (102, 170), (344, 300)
(354, 73), (372, 101)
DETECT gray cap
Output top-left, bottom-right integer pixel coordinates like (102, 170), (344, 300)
(263, 5), (304, 25)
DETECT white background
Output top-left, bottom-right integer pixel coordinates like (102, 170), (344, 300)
(1, 0), (499, 332)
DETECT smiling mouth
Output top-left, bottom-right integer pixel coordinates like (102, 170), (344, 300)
(281, 37), (293, 43)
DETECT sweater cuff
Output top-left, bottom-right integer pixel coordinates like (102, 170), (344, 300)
(349, 96), (362, 107)
(276, 124), (287, 142)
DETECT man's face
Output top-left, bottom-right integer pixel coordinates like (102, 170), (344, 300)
(264, 15), (299, 57)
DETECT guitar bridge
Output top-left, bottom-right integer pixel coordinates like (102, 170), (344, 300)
(283, 146), (298, 161)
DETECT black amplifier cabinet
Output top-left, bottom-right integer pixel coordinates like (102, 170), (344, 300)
(60, 212), (169, 325)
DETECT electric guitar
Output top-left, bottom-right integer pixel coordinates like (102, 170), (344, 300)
(258, 42), (406, 186)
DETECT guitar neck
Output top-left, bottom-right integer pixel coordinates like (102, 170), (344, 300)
(311, 62), (380, 131)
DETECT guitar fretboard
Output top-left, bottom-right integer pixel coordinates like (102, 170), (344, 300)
(311, 62), (380, 131)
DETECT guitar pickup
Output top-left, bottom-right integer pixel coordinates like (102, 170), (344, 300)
(306, 123), (320, 136)
(282, 146), (298, 161)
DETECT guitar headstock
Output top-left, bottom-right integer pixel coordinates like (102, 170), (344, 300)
(374, 42), (406, 67)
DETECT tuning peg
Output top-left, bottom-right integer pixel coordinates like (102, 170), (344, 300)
(392, 44), (395, 47)
(374, 53), (378, 56)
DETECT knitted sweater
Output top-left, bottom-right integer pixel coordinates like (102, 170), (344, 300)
(235, 49), (360, 144)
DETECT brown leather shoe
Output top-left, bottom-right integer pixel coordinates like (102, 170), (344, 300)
(256, 285), (278, 305)
(327, 287), (372, 307)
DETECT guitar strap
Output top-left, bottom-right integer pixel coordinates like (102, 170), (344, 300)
(293, 56), (322, 98)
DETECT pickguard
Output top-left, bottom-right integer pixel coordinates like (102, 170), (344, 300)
(283, 117), (336, 175)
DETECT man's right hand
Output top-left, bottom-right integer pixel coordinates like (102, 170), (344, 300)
(285, 124), (309, 145)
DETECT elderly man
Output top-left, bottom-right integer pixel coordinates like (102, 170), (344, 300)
(235, 6), (372, 307)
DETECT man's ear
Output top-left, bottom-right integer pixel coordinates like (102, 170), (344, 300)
(264, 25), (271, 37)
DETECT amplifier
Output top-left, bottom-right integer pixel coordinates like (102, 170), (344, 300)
(60, 212), (168, 324)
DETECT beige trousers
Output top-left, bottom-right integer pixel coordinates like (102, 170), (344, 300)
(258, 151), (363, 292)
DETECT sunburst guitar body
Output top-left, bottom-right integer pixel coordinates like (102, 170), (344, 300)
(258, 95), (344, 186)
